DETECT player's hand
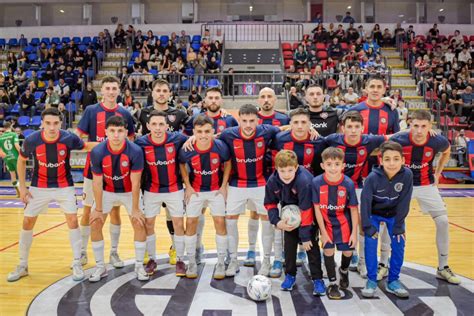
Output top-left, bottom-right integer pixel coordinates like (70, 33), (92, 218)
(429, 129), (439, 136)
(371, 231), (379, 239)
(434, 173), (441, 186)
(321, 232), (332, 247)
(302, 240), (313, 251)
(19, 186), (32, 204)
(90, 209), (104, 225)
(382, 97), (397, 110)
(131, 209), (145, 227)
(183, 136), (196, 152)
(185, 187), (198, 204)
(220, 109), (229, 117)
(216, 185), (227, 200)
(309, 127), (320, 140)
(395, 233), (406, 243)
(276, 219), (296, 232)
(348, 232), (358, 248)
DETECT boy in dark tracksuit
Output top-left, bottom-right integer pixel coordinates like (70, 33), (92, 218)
(361, 141), (413, 298)
(264, 150), (325, 296)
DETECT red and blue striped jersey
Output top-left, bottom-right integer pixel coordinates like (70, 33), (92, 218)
(178, 139), (230, 192)
(90, 140), (144, 193)
(390, 132), (450, 186)
(135, 132), (188, 193)
(20, 130), (84, 188)
(351, 101), (400, 135)
(273, 131), (328, 176)
(312, 174), (358, 244)
(207, 112), (239, 134)
(77, 103), (136, 179)
(219, 125), (280, 188)
(257, 111), (290, 126)
(324, 134), (386, 188)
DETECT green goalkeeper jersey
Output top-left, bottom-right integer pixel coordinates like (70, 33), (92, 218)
(0, 131), (19, 161)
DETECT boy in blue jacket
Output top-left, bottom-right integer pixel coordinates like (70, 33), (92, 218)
(361, 141), (413, 298)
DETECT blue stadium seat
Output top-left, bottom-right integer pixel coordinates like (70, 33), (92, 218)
(92, 36), (99, 44)
(72, 37), (81, 44)
(0, 38), (5, 48)
(24, 46), (34, 54)
(65, 102), (76, 113)
(51, 37), (61, 45)
(149, 69), (158, 76)
(78, 45), (87, 52)
(82, 37), (92, 45)
(131, 51), (140, 60)
(23, 129), (35, 137)
(10, 104), (20, 114)
(61, 37), (71, 43)
(37, 70), (45, 78)
(185, 68), (195, 76)
(160, 35), (169, 44)
(180, 79), (191, 90)
(182, 101), (189, 108)
(207, 79), (220, 88)
(30, 38), (40, 46)
(192, 35), (201, 43)
(8, 38), (18, 47)
(30, 116), (41, 127)
(25, 70), (33, 78)
(71, 91), (82, 102)
(191, 43), (201, 52)
(41, 37), (51, 45)
(18, 116), (30, 127)
(28, 54), (37, 62)
(34, 91), (43, 100)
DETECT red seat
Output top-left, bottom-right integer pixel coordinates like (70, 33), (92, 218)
(281, 43), (292, 51)
(425, 90), (438, 101)
(284, 59), (294, 69)
(283, 51), (293, 59)
(470, 35), (474, 42)
(340, 42), (348, 51)
(317, 50), (328, 60)
(463, 35), (469, 43)
(293, 42), (300, 50)
(326, 78), (337, 90)
(316, 43), (326, 51)
(415, 35), (426, 41)
(438, 35), (446, 42)
(453, 117), (469, 128)
(465, 130), (474, 139)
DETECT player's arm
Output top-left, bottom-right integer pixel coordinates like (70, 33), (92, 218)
(434, 146), (451, 185)
(0, 148), (5, 158)
(393, 170), (413, 240)
(264, 179), (283, 227)
(314, 204), (331, 246)
(130, 170), (145, 226)
(349, 206), (359, 247)
(91, 173), (105, 224)
(17, 156), (32, 204)
(83, 142), (100, 152)
(14, 143), (21, 153)
(180, 162), (197, 203)
(218, 160), (231, 200)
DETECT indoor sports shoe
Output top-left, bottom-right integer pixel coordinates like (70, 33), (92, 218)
(296, 251), (307, 267)
(361, 279), (378, 298)
(186, 262), (198, 279)
(72, 261), (85, 281)
(145, 259), (157, 275)
(80, 251), (88, 266)
(357, 260), (367, 278)
(7, 265), (28, 282)
(386, 280), (409, 298)
(281, 274), (296, 291)
(176, 260), (186, 277)
(224, 250), (231, 265)
(339, 268), (349, 290)
(89, 266), (108, 282)
(12, 180), (20, 197)
(135, 264), (150, 281)
(258, 257), (272, 276)
(269, 260), (283, 278)
(213, 262), (226, 280)
(109, 252), (124, 269)
(225, 258), (240, 277)
(326, 283), (342, 300)
(313, 279), (326, 296)
(195, 245), (204, 265)
(244, 250), (256, 267)
(349, 254), (359, 271)
(168, 247), (177, 265)
(436, 266), (461, 285)
(377, 263), (389, 281)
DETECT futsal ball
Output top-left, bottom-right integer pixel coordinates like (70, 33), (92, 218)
(247, 275), (272, 301)
(281, 204), (301, 228)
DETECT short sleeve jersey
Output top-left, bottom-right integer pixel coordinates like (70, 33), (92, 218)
(90, 140), (144, 193)
(390, 132), (450, 186)
(351, 101), (400, 135)
(219, 125), (280, 187)
(135, 132), (188, 193)
(312, 174), (358, 244)
(257, 111), (290, 126)
(178, 139), (230, 192)
(0, 131), (19, 161)
(207, 112), (239, 134)
(20, 130), (84, 188)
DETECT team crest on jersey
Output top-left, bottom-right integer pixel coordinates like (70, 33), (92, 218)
(359, 149), (365, 156)
(306, 148), (313, 155)
(320, 112), (328, 119)
(167, 115), (176, 123)
(218, 125), (225, 131)
(381, 117), (387, 124)
(425, 152), (432, 157)
(257, 142), (263, 148)
(212, 158), (219, 165)
(122, 161), (129, 167)
(338, 190), (345, 197)
(59, 150), (66, 156)
(168, 147), (174, 153)
(394, 182), (404, 192)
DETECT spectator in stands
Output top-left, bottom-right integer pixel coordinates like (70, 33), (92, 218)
(81, 83), (97, 111)
(17, 51), (28, 70)
(294, 45), (308, 70)
(168, 66), (181, 93)
(57, 102), (69, 129)
(459, 85), (473, 116)
(328, 37), (343, 59)
(172, 56), (185, 74)
(40, 87), (60, 108)
(455, 129), (470, 167)
(114, 23), (126, 48)
(448, 88), (463, 116)
(6, 77), (18, 104)
(450, 30), (464, 52)
(329, 87), (344, 106)
(7, 52), (17, 73)
(342, 11), (355, 24)
(0, 75), (6, 91)
(14, 67), (27, 93)
(166, 39), (178, 60)
(371, 24), (383, 45)
(373, 55), (386, 71)
(179, 30), (190, 51)
(186, 46), (197, 67)
(119, 66), (129, 90)
(312, 24), (327, 43)
(19, 89), (35, 117)
(141, 40), (151, 61)
(223, 68), (235, 96)
(357, 25), (366, 41)
(428, 24), (440, 42)
(438, 77), (452, 97)
(393, 23), (405, 43)
(335, 24), (346, 41)
(346, 24), (359, 43)
(192, 54), (207, 94)
(188, 88), (203, 105)
(382, 28), (393, 47)
(358, 89), (368, 102)
(14, 127), (24, 142)
(343, 86), (359, 105)
(119, 88), (134, 107)
(159, 55), (172, 77)
(209, 40), (222, 60)
(0, 89), (10, 116)
(337, 68), (352, 91)
(45, 57), (57, 81)
(458, 46), (471, 64)
(363, 37), (380, 55)
(207, 56), (220, 75)
(134, 30), (145, 51)
(312, 13), (323, 24)
(289, 86), (304, 109)
(351, 65), (364, 91)
(83, 48), (97, 71)
(54, 78), (70, 104)
(128, 56), (146, 91)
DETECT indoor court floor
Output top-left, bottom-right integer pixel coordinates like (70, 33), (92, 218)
(0, 182), (472, 315)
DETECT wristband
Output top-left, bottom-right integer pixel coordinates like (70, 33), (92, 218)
(95, 209), (103, 212)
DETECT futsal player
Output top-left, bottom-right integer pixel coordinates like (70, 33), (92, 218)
(304, 84), (342, 136)
(0, 121), (21, 195)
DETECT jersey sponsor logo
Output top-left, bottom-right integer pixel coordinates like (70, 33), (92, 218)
(104, 171), (129, 181)
(193, 168), (219, 176)
(38, 160), (66, 168)
(235, 155), (264, 164)
(319, 203), (345, 210)
(147, 158), (175, 166)
(145, 150), (154, 154)
(311, 122), (328, 129)
(96, 136), (106, 142)
(345, 162), (365, 169)
(394, 182), (404, 192)
(406, 162), (429, 170)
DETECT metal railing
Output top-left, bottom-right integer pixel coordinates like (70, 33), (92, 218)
(202, 22), (303, 42)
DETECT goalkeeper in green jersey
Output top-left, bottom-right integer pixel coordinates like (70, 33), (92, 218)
(0, 121), (21, 195)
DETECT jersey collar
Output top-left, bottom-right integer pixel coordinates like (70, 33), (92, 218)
(290, 131), (310, 143)
(323, 173), (344, 186)
(194, 140), (213, 153)
(258, 111), (275, 119)
(148, 133), (168, 146)
(100, 102), (118, 112)
(107, 140), (127, 154)
(364, 100), (385, 110)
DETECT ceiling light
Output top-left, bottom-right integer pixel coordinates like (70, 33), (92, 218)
(249, 6), (253, 12)
(59, 9), (65, 13)
(347, 6), (352, 9)
(439, 8), (444, 12)
(399, 14), (404, 18)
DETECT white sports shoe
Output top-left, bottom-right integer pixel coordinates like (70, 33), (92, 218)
(72, 262), (85, 281)
(225, 258), (240, 277)
(7, 265), (28, 282)
(135, 264), (150, 281)
(258, 258), (272, 276)
(110, 252), (124, 268)
(80, 252), (88, 266)
(89, 266), (108, 282)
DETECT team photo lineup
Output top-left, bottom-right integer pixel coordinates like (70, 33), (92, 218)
(3, 69), (465, 304)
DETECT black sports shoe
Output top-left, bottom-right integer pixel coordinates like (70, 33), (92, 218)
(339, 268), (349, 290)
(326, 283), (342, 300)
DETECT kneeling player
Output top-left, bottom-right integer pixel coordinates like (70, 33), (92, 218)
(89, 116), (148, 282)
(361, 141), (413, 298)
(179, 115), (232, 279)
(265, 150), (324, 295)
(313, 148), (359, 299)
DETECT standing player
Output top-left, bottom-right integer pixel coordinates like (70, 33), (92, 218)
(204, 87), (239, 134)
(178, 115), (232, 279)
(361, 141), (413, 298)
(391, 110), (460, 284)
(7, 108), (95, 282)
(88, 116), (147, 282)
(77, 76), (136, 267)
(304, 84), (342, 136)
(135, 111), (187, 276)
(0, 121), (21, 194)
(265, 150), (325, 295)
(257, 87), (290, 126)
(219, 104), (281, 277)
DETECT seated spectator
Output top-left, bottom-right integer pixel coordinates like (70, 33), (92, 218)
(454, 130), (470, 167)
(393, 23), (405, 43)
(342, 11), (355, 24)
(207, 56), (220, 74)
(128, 56), (147, 91)
(438, 78), (452, 97)
(458, 46), (471, 64)
(6, 77), (18, 104)
(397, 100), (409, 130)
(6, 52), (17, 73)
(449, 88), (464, 116)
(328, 38), (343, 59)
(0, 89), (10, 106)
(428, 23), (440, 42)
(81, 83), (98, 110)
(373, 55), (386, 71)
(335, 24), (346, 41)
(54, 78), (70, 104)
(178, 30), (191, 51)
(294, 45), (308, 70)
(209, 40), (222, 60)
(363, 37), (380, 55)
(114, 23), (126, 48)
(343, 87), (359, 105)
(337, 68), (352, 91)
(45, 58), (57, 81)
(19, 89), (36, 117)
(329, 87), (344, 107)
(148, 48), (161, 70)
(83, 48), (97, 70)
(57, 102), (69, 129)
(192, 54), (207, 94)
(450, 30), (464, 52)
(40, 87), (60, 108)
(173, 56), (185, 74)
(168, 66), (181, 93)
(119, 88), (134, 107)
(346, 23), (359, 43)
(371, 24), (383, 45)
(296, 67), (312, 89)
(289, 86), (304, 109)
(312, 24), (327, 43)
(357, 25), (367, 41)
(119, 66), (129, 90)
(188, 88), (203, 105)
(223, 68), (235, 96)
(459, 85), (473, 117)
(382, 28), (393, 46)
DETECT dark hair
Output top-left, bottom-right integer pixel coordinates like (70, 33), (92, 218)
(342, 111), (364, 125)
(101, 76), (120, 87)
(410, 109), (432, 122)
(193, 114), (214, 128)
(152, 78), (170, 90)
(238, 104), (258, 116)
(147, 110), (167, 123)
(305, 84), (323, 94)
(379, 141), (404, 157)
(366, 75), (386, 86)
(41, 107), (63, 120)
(289, 108), (310, 120)
(106, 115), (127, 128)
(205, 87), (222, 97)
(321, 147), (345, 162)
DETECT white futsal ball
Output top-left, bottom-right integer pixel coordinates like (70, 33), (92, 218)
(281, 204), (301, 228)
(247, 275), (272, 301)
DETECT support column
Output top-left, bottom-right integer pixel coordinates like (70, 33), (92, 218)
(34, 4), (42, 26)
(83, 4), (92, 25)
(131, 2), (144, 24)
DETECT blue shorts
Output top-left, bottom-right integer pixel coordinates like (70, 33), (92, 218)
(323, 242), (354, 251)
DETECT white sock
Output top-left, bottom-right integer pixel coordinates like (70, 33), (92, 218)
(358, 233), (365, 261)
(146, 234), (156, 260)
(273, 228), (283, 261)
(197, 214), (205, 250)
(433, 215), (449, 268)
(216, 234), (227, 262)
(226, 219), (239, 259)
(19, 229), (33, 267)
(185, 234), (197, 263)
(247, 218), (259, 252)
(80, 225), (90, 253)
(261, 220), (274, 259)
(134, 241), (146, 266)
(69, 228), (82, 262)
(92, 240), (105, 267)
(109, 224), (121, 253)
(379, 224), (391, 266)
(174, 235), (185, 260)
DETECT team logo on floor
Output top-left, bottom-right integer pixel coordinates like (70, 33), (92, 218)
(27, 253), (473, 315)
